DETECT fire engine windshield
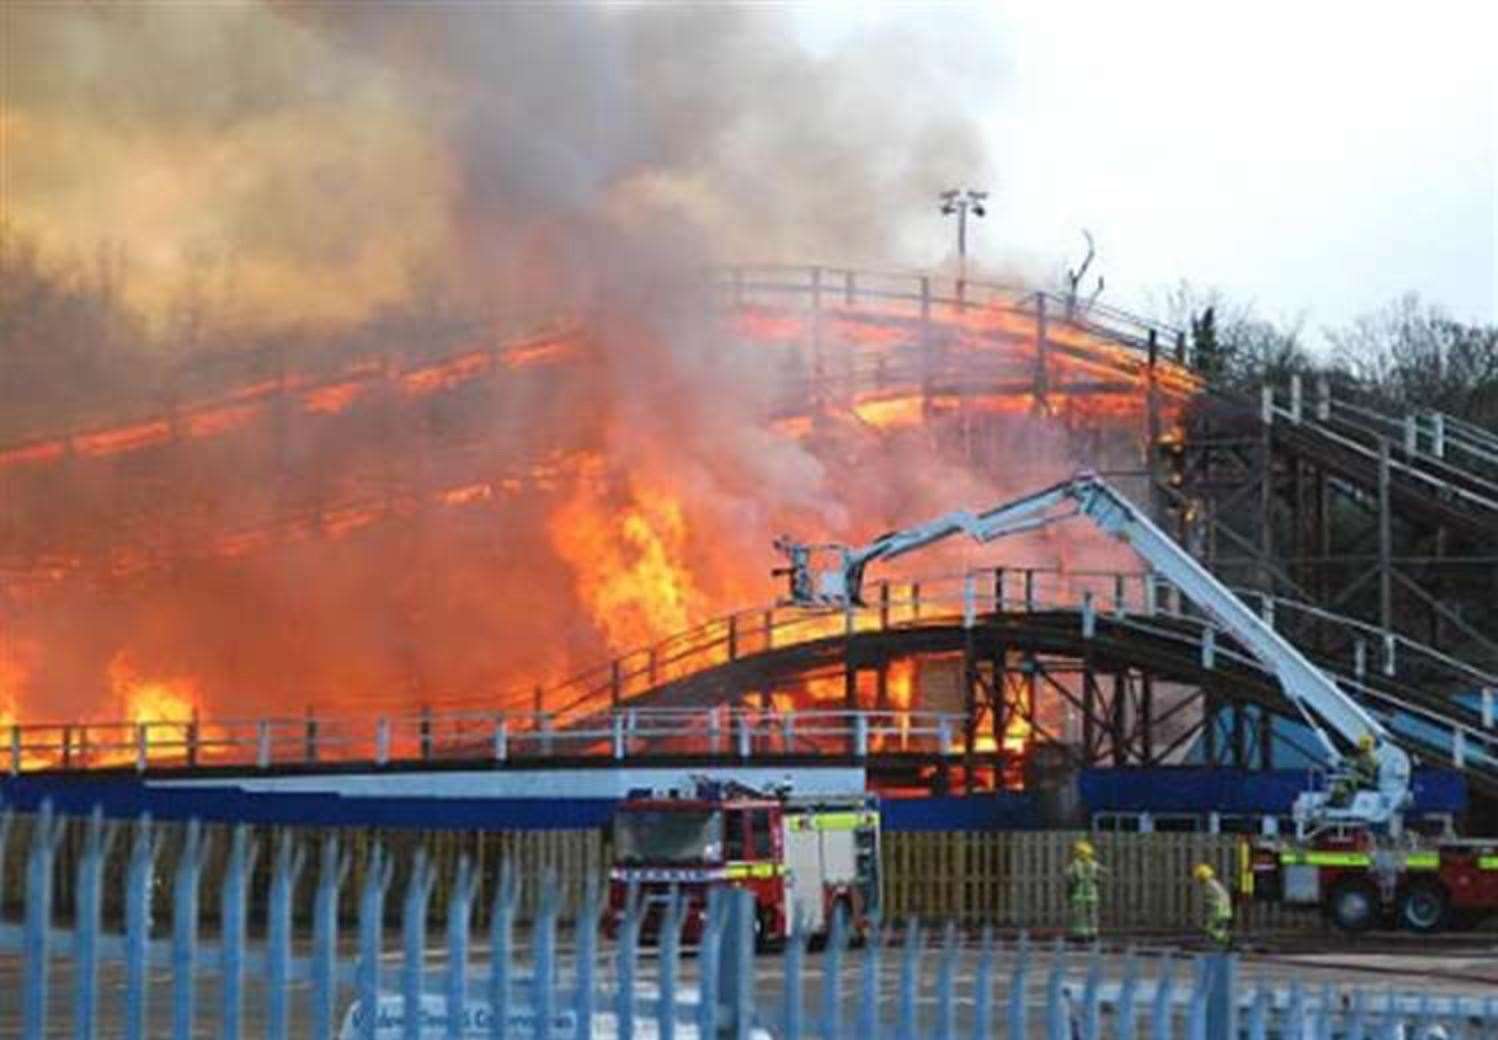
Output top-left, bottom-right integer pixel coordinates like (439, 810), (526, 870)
(614, 810), (724, 864)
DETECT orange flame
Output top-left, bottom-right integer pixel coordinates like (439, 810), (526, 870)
(108, 653), (200, 727)
(549, 461), (700, 653)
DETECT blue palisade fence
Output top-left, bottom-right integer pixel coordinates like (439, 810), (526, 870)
(0, 801), (1494, 1039)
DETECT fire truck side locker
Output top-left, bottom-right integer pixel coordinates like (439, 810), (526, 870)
(782, 816), (827, 935)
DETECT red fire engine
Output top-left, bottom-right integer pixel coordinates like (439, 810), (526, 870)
(606, 779), (880, 948)
(1243, 828), (1498, 932)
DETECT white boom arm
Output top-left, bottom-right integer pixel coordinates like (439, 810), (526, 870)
(775, 472), (1412, 830)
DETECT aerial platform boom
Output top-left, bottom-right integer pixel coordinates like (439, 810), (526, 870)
(774, 471), (1412, 831)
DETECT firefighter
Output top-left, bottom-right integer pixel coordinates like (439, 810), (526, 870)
(1193, 863), (1232, 949)
(1065, 839), (1102, 942)
(1331, 733), (1381, 806)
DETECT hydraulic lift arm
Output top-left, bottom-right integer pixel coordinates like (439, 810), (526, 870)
(774, 471), (1412, 829)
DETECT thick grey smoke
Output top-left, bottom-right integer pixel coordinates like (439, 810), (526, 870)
(4, 4), (1123, 733)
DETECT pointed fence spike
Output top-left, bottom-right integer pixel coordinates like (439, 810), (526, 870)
(935, 919), (957, 1040)
(658, 885), (683, 1040)
(857, 908), (883, 1040)
(359, 844), (393, 1040)
(822, 901), (848, 1040)
(970, 924), (997, 1040)
(1007, 929), (1032, 1040)
(267, 830), (305, 1040)
(784, 904), (809, 1040)
(534, 872), (561, 1040)
(574, 874), (602, 1040)
(123, 814), (158, 1040)
(489, 859), (517, 1040)
(73, 806), (114, 1040)
(1151, 954), (1177, 1040)
(1046, 936), (1069, 1040)
(311, 834), (346, 1040)
(402, 849), (435, 1040)
(445, 855), (477, 1040)
(613, 880), (642, 1040)
(172, 818), (206, 1040)
(22, 798), (62, 1040)
(896, 918), (921, 1040)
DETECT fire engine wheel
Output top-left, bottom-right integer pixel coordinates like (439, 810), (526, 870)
(1326, 878), (1380, 933)
(1397, 882), (1449, 934)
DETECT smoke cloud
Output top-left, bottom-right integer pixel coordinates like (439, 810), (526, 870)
(1, 3), (1147, 736)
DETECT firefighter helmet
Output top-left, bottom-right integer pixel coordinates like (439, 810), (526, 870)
(1358, 733), (1375, 751)
(1193, 863), (1215, 882)
(1073, 839), (1095, 859)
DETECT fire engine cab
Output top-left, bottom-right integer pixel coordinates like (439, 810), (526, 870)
(607, 778), (880, 948)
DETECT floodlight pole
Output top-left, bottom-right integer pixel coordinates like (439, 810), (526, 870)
(940, 188), (988, 279)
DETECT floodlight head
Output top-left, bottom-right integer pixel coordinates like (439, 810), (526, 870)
(939, 189), (960, 202)
(971, 204), (986, 218)
(968, 190), (989, 202)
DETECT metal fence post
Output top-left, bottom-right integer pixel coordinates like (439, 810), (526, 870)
(783, 908), (808, 1040)
(22, 799), (64, 1040)
(1151, 954), (1177, 1040)
(171, 821), (208, 1040)
(534, 876), (561, 1040)
(401, 849), (436, 1040)
(123, 815), (158, 1040)
(1116, 948), (1141, 1040)
(1286, 981), (1306, 1040)
(658, 887), (683, 1040)
(74, 806), (120, 1040)
(376, 718), (391, 766)
(696, 890), (724, 1040)
(1081, 944), (1103, 1040)
(489, 862), (517, 1040)
(1045, 938), (1069, 1040)
(896, 918), (921, 1040)
(359, 844), (395, 1040)
(857, 910), (883, 1040)
(820, 903), (847, 1040)
(220, 823), (258, 1040)
(1187, 956), (1210, 1040)
(312, 835), (351, 1040)
(970, 925), (996, 1040)
(445, 855), (478, 1040)
(267, 830), (307, 1040)
(1007, 932), (1031, 1040)
(574, 877), (602, 1040)
(720, 888), (754, 1040)
(935, 920), (958, 1040)
(615, 883), (642, 1040)
(1248, 983), (1270, 1040)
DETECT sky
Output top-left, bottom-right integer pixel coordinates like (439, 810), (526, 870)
(796, 1), (1498, 344)
(5, 2), (1494, 348)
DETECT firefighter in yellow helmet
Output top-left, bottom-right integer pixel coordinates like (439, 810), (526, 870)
(1331, 733), (1381, 807)
(1065, 839), (1103, 942)
(1193, 863), (1232, 949)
